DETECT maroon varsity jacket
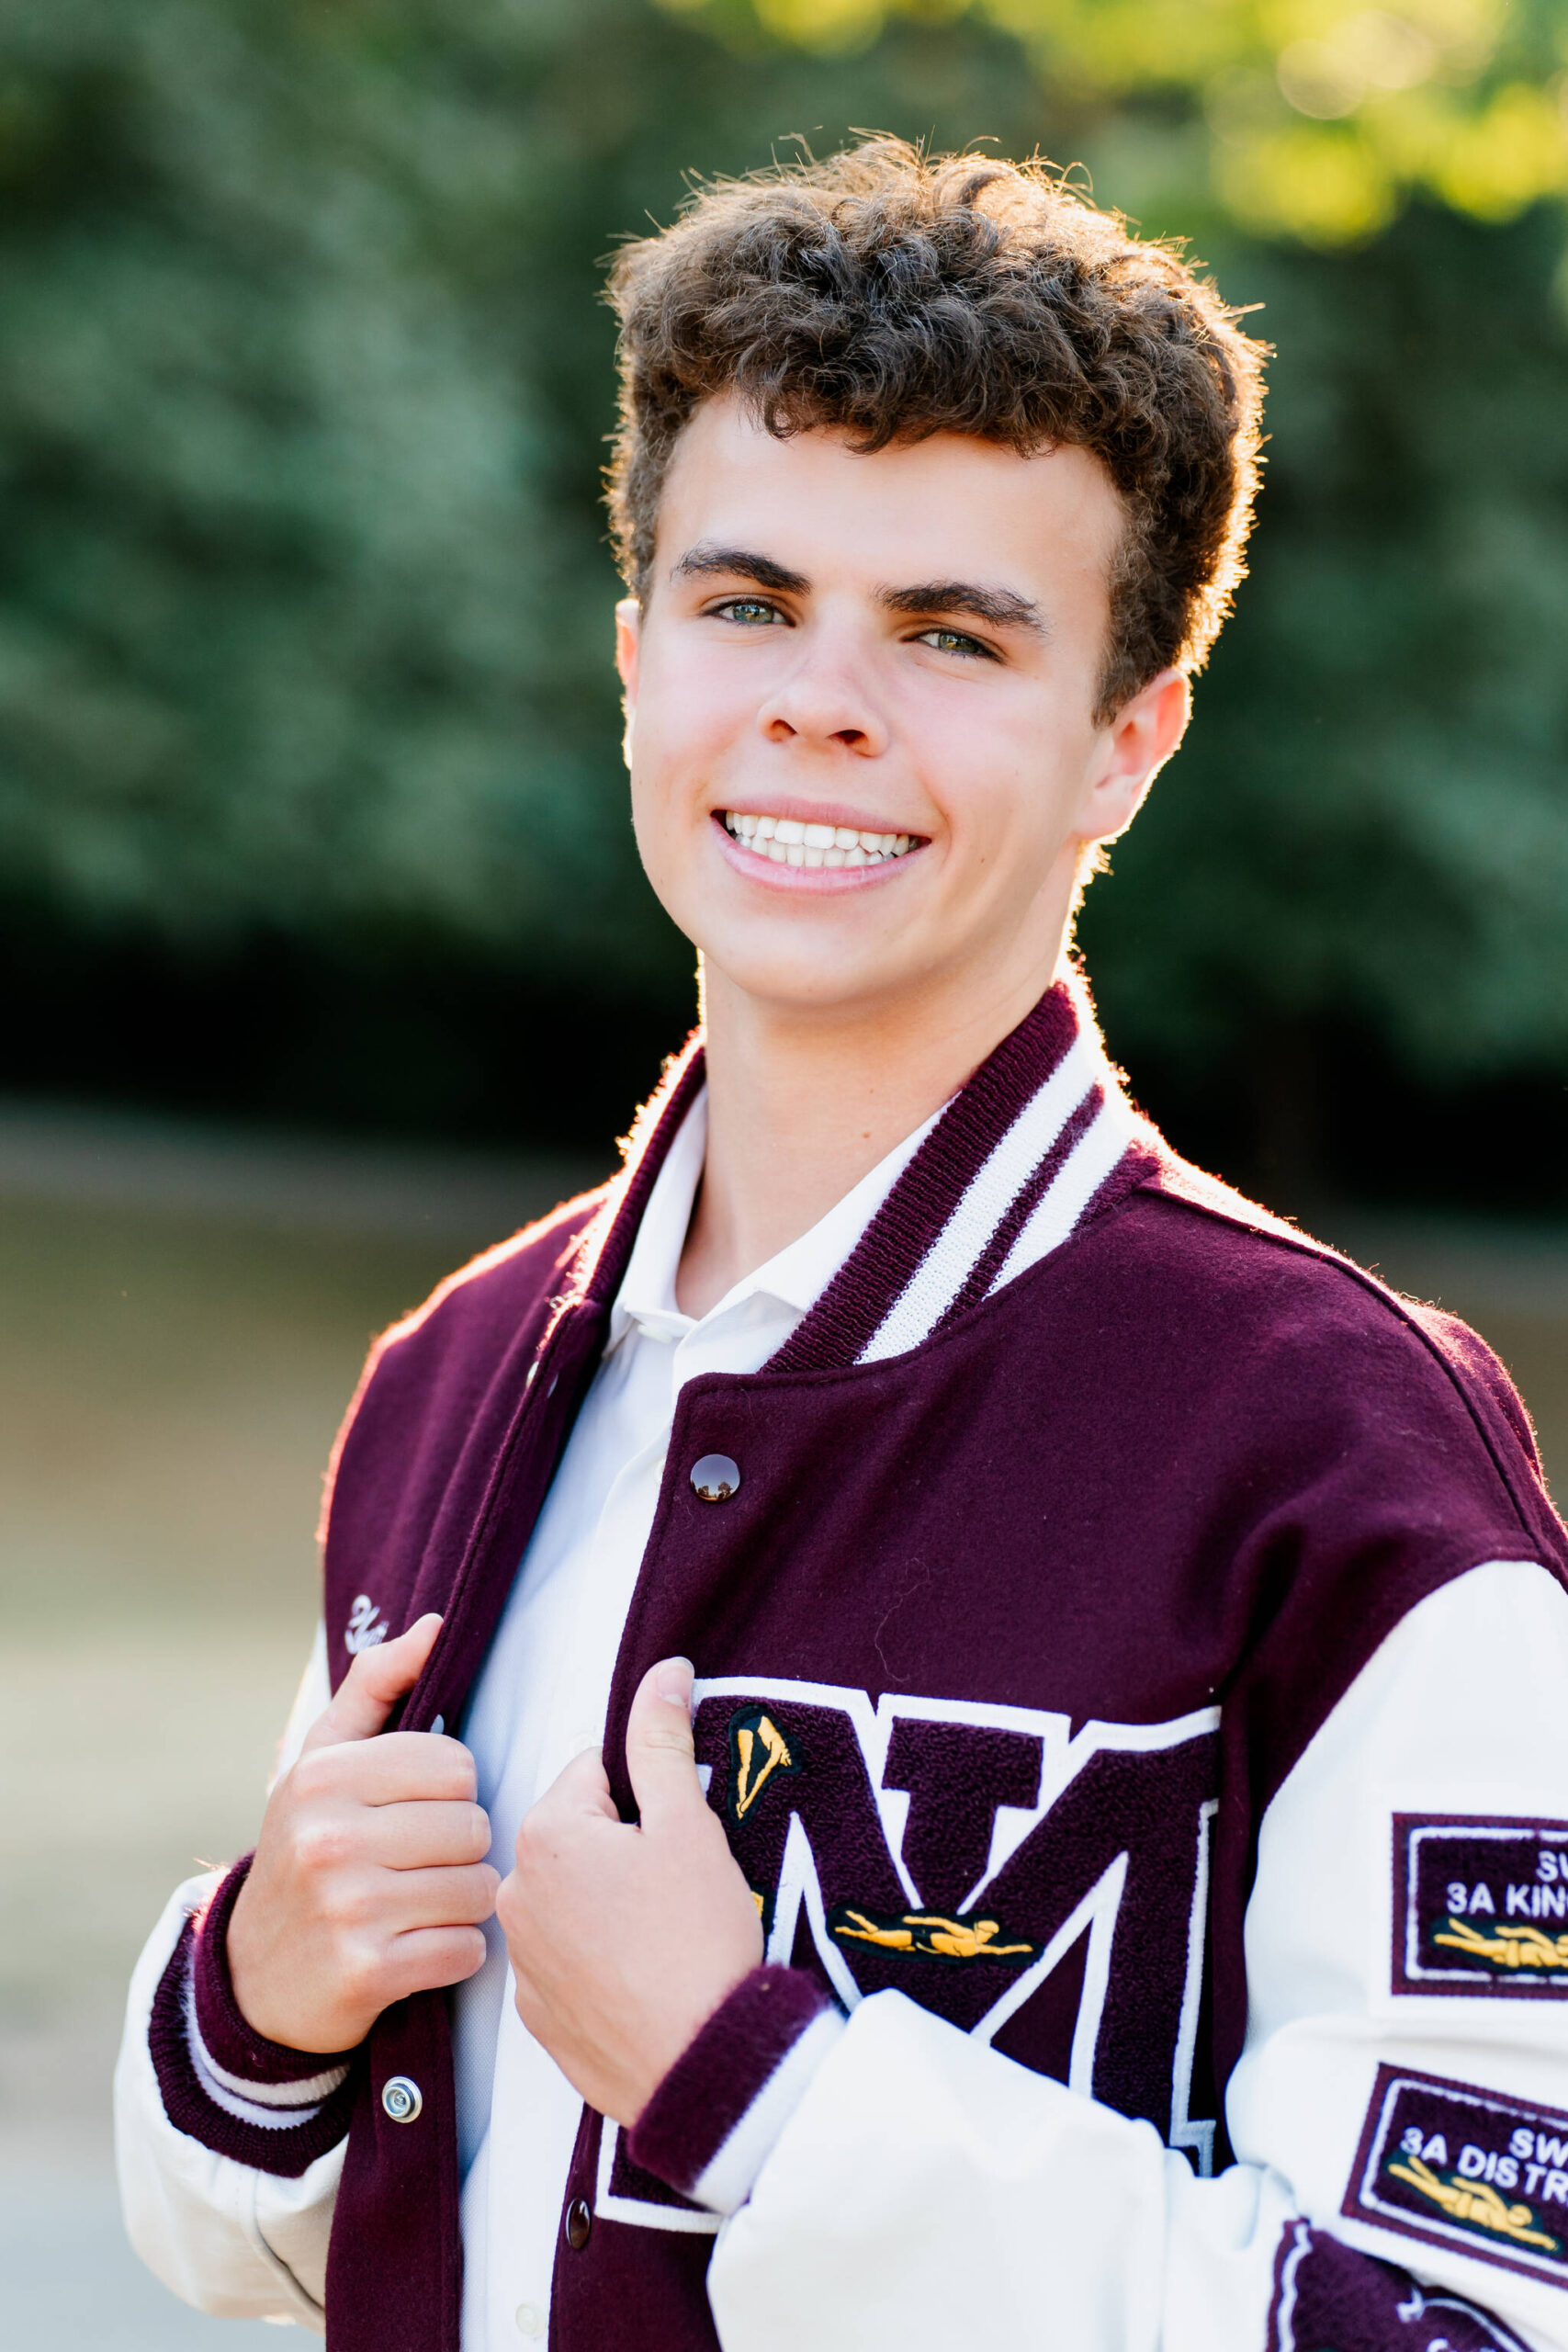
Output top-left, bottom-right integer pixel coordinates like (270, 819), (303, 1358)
(147, 979), (1568, 2350)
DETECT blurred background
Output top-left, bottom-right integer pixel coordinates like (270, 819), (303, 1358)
(1, 0), (1565, 2338)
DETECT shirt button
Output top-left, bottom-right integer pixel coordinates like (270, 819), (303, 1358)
(514, 2302), (546, 2338)
(691, 1452), (740, 1502)
(380, 2075), (422, 2123)
(568, 1728), (601, 1758)
(565, 2196), (592, 2251)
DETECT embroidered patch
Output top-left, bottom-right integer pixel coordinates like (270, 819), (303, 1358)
(1268, 2221), (1530, 2352)
(1393, 1815), (1568, 1995)
(726, 1705), (799, 1822)
(828, 1902), (1038, 1964)
(693, 1673), (1221, 2174)
(1344, 2064), (1568, 2287)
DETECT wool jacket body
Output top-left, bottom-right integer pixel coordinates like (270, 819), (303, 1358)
(124, 983), (1568, 2352)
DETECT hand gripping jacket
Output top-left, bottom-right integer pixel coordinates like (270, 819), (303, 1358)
(135, 981), (1568, 2352)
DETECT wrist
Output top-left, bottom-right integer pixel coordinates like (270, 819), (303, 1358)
(628, 1966), (843, 2215)
(203, 1856), (359, 2074)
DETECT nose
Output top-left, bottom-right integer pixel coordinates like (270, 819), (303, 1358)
(756, 634), (888, 759)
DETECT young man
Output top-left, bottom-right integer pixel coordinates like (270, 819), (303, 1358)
(118, 141), (1568, 2352)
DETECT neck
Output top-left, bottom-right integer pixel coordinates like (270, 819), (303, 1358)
(674, 945), (1069, 1320)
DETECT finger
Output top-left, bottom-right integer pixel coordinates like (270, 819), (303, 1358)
(360, 1799), (493, 1871)
(546, 1745), (620, 1820)
(623, 1657), (702, 1833)
(376, 1861), (501, 1931)
(379, 1924), (491, 2001)
(290, 1731), (479, 1811)
(301, 1613), (443, 1752)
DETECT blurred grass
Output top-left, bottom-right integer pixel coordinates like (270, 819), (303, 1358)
(0, 1121), (604, 2184)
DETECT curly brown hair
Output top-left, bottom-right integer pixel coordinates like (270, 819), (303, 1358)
(605, 139), (1267, 723)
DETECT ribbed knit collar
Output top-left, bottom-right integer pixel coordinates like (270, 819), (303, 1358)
(566, 975), (1152, 1375)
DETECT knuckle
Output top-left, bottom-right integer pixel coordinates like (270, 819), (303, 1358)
(288, 1749), (333, 1804)
(295, 1813), (355, 1877)
(448, 1925), (487, 1969)
(639, 1723), (694, 1757)
(336, 1940), (385, 2012)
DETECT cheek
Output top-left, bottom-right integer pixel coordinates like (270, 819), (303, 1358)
(637, 636), (752, 775)
(925, 727), (1068, 873)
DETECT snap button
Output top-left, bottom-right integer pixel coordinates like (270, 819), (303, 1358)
(691, 1453), (740, 1503)
(381, 2075), (422, 2124)
(565, 2196), (592, 2251)
(514, 2302), (546, 2338)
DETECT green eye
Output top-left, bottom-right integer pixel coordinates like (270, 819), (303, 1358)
(716, 599), (782, 625)
(918, 627), (991, 658)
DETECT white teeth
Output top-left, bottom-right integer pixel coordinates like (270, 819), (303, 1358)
(721, 810), (920, 866)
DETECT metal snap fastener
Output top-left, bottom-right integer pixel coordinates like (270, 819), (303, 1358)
(381, 2075), (422, 2123)
(691, 1453), (740, 1502)
(565, 2196), (592, 2251)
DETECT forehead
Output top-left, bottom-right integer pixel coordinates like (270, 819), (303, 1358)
(655, 391), (1123, 606)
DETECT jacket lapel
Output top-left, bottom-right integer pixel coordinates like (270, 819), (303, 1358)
(771, 976), (1152, 1376)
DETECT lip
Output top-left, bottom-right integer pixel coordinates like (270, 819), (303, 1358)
(710, 808), (929, 891)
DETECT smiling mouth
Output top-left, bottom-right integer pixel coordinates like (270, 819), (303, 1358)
(719, 810), (920, 870)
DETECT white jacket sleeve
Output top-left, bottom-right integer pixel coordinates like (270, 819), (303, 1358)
(115, 1623), (341, 2329)
(704, 1559), (1568, 2352)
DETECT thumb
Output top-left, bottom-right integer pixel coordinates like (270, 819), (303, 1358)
(625, 1657), (703, 1833)
(301, 1612), (443, 1752)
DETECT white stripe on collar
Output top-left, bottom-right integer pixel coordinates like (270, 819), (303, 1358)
(858, 1030), (1135, 1364)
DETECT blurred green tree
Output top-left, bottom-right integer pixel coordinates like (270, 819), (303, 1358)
(0, 0), (1564, 1181)
(664, 0), (1568, 242)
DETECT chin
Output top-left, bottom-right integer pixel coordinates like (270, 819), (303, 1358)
(703, 940), (920, 1019)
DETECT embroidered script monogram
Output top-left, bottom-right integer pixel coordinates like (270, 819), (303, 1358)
(344, 1594), (388, 1654)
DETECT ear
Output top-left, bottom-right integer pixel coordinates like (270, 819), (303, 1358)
(1077, 667), (1190, 847)
(615, 597), (641, 697)
(615, 596), (642, 771)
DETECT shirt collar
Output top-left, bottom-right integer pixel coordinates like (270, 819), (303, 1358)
(606, 1084), (942, 1351)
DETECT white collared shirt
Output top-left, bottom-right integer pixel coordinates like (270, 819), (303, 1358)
(454, 1087), (939, 2349)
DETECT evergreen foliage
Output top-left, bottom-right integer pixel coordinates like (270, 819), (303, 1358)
(0, 0), (1564, 1152)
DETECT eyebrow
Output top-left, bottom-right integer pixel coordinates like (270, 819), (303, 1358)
(879, 581), (1046, 637)
(671, 544), (810, 594)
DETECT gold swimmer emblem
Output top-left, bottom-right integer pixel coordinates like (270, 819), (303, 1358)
(829, 1905), (1037, 1962)
(1434, 1916), (1568, 1972)
(1388, 2154), (1560, 2253)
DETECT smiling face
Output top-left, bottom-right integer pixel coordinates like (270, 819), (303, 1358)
(618, 394), (1188, 1035)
